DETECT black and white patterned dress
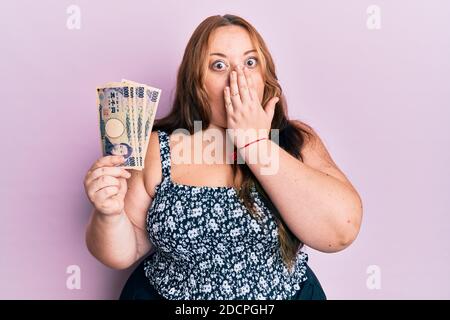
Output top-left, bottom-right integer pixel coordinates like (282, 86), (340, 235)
(143, 130), (309, 300)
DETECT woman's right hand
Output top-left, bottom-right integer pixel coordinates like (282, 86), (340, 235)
(83, 155), (132, 216)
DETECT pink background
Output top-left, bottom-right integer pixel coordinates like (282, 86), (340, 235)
(1, 0), (449, 299)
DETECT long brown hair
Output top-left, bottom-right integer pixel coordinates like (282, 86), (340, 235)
(153, 14), (314, 271)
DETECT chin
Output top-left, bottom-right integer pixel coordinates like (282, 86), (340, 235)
(208, 120), (227, 130)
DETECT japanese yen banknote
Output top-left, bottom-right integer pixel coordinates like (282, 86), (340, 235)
(96, 79), (161, 170)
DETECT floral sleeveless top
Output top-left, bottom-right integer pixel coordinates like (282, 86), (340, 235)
(143, 130), (308, 299)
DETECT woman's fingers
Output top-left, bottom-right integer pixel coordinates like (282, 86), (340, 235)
(90, 155), (125, 171)
(91, 175), (120, 193)
(93, 186), (121, 203)
(229, 70), (242, 109)
(236, 65), (251, 103)
(83, 155), (131, 215)
(224, 86), (234, 116)
(87, 175), (120, 201)
(243, 66), (257, 101)
(85, 166), (131, 187)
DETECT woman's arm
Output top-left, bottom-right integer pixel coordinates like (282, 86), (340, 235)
(240, 126), (363, 253)
(86, 208), (142, 270)
(85, 134), (162, 269)
(86, 170), (154, 270)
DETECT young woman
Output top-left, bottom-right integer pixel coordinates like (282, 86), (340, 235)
(84, 14), (363, 300)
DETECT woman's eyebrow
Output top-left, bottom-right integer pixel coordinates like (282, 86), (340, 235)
(209, 49), (256, 58)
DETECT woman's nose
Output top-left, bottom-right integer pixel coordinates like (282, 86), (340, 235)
(231, 63), (243, 71)
(227, 64), (243, 81)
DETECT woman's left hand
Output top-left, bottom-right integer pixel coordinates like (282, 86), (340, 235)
(224, 65), (279, 149)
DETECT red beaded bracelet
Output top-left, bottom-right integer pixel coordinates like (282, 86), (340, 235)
(231, 137), (268, 161)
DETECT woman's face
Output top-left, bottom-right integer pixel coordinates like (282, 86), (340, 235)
(204, 25), (265, 129)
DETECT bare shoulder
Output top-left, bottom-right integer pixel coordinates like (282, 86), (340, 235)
(143, 130), (163, 199)
(292, 120), (355, 190)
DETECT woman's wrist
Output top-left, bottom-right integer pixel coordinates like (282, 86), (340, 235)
(94, 209), (126, 225)
(234, 130), (269, 149)
(232, 136), (270, 162)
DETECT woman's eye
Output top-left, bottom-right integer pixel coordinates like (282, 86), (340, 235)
(246, 57), (258, 68)
(212, 61), (228, 71)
